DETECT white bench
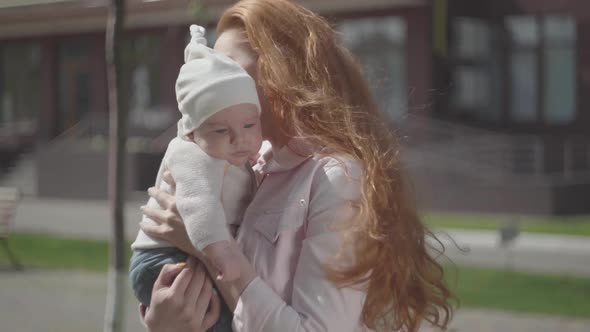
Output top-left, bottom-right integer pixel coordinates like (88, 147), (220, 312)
(0, 187), (22, 270)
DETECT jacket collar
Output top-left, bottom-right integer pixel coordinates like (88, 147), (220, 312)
(254, 139), (315, 175)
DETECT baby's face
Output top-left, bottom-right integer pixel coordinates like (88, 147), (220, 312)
(192, 103), (262, 166)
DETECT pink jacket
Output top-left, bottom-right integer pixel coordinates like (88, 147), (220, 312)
(233, 141), (371, 331)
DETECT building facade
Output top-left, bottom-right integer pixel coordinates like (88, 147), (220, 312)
(0, 0), (430, 144)
(0, 0), (588, 213)
(421, 0), (590, 214)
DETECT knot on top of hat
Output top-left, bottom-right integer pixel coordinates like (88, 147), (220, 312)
(190, 25), (207, 45)
(184, 24), (208, 63)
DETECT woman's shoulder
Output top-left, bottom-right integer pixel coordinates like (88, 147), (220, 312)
(314, 153), (363, 181)
(310, 153), (363, 201)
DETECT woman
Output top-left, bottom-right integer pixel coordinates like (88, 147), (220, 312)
(140, 0), (454, 331)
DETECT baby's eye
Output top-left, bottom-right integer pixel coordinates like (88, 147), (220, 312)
(214, 129), (228, 134)
(244, 123), (256, 129)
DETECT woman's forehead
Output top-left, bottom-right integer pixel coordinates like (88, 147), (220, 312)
(214, 29), (250, 53)
(214, 30), (258, 74)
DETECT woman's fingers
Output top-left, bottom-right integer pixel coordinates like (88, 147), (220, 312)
(147, 187), (177, 213)
(153, 263), (186, 290)
(139, 220), (165, 237)
(194, 270), (216, 325)
(162, 170), (177, 192)
(141, 205), (179, 225)
(140, 209), (194, 254)
(201, 280), (220, 330)
(138, 303), (148, 326)
(169, 262), (193, 296)
(141, 206), (165, 224)
(185, 258), (206, 301)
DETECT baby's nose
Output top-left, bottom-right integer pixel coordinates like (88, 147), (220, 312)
(230, 132), (246, 145)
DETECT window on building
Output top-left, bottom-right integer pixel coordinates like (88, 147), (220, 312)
(338, 16), (407, 121)
(450, 17), (502, 122)
(455, 17), (492, 58)
(57, 39), (94, 133)
(542, 16), (576, 124)
(0, 43), (41, 134)
(448, 15), (577, 126)
(507, 16), (539, 123)
(506, 15), (577, 125)
(123, 33), (166, 129)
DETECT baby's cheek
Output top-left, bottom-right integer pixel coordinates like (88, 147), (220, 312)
(196, 137), (227, 160)
(251, 129), (263, 148)
(210, 145), (231, 160)
(253, 136), (263, 149)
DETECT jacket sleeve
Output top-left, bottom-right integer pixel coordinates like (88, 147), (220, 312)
(232, 159), (368, 332)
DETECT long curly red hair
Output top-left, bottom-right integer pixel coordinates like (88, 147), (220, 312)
(218, 1), (454, 331)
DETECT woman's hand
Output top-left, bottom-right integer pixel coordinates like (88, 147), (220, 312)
(142, 257), (221, 332)
(140, 171), (199, 258)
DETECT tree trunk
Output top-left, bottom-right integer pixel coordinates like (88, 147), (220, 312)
(104, 0), (127, 331)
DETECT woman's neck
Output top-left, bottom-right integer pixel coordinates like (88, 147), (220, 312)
(266, 132), (290, 150)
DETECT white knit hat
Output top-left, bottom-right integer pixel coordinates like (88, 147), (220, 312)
(176, 25), (261, 135)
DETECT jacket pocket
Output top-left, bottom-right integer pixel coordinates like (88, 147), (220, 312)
(252, 204), (306, 243)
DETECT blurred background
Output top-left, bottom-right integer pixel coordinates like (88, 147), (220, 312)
(0, 0), (588, 331)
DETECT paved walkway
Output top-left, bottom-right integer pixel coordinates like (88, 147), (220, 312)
(1, 269), (589, 332)
(435, 229), (590, 277)
(13, 195), (146, 241)
(0, 269), (144, 332)
(13, 196), (590, 276)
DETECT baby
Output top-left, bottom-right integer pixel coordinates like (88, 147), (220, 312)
(129, 25), (262, 326)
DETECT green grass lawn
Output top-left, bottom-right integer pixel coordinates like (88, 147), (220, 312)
(425, 213), (590, 237)
(446, 265), (590, 318)
(0, 233), (130, 272)
(1, 232), (589, 318)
